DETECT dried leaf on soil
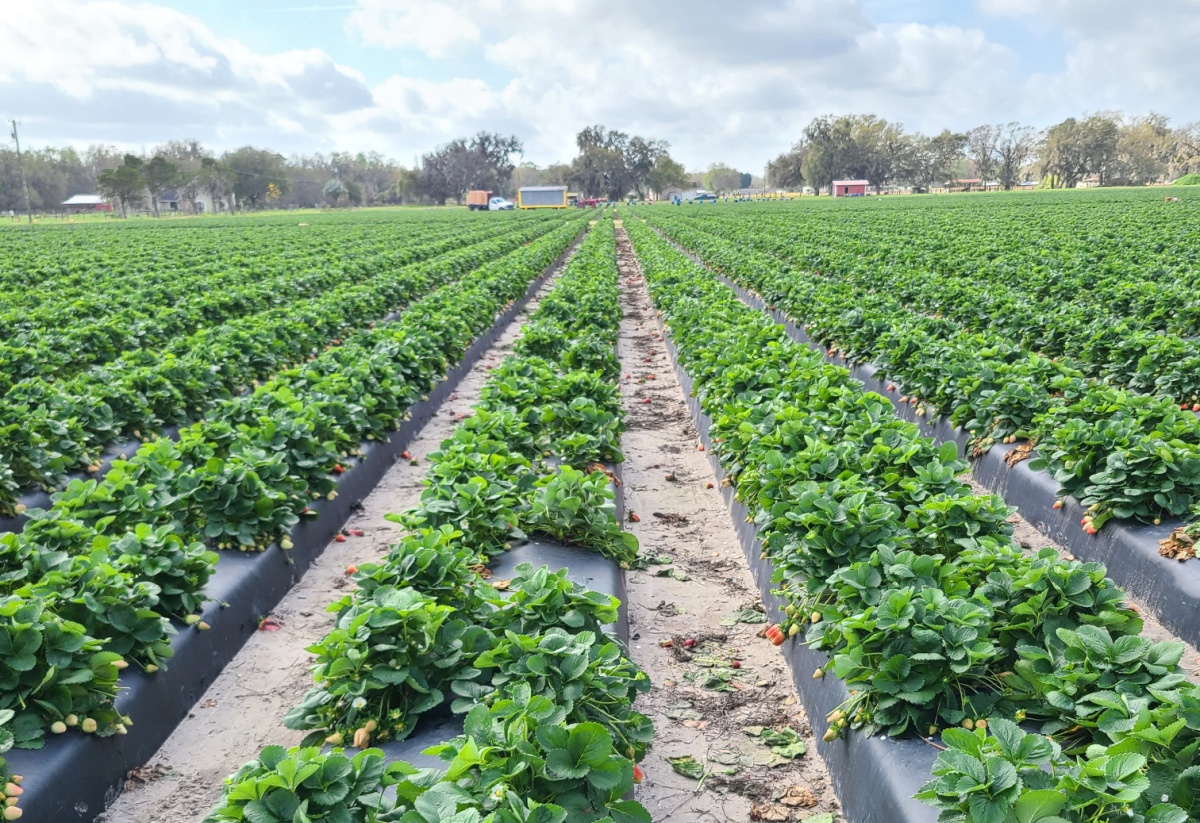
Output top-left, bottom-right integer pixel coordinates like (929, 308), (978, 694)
(664, 701), (703, 721)
(744, 726), (808, 761)
(721, 606), (767, 626)
(668, 755), (705, 780)
(750, 802), (790, 821)
(780, 786), (818, 808)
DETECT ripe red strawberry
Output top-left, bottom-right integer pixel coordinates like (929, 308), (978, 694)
(335, 534), (347, 543)
(332, 465), (345, 474)
(632, 764), (645, 784)
(629, 512), (641, 523)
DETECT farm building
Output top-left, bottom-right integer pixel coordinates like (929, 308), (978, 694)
(831, 180), (869, 197)
(517, 186), (568, 209)
(158, 188), (235, 213)
(159, 189), (182, 211)
(61, 194), (113, 213)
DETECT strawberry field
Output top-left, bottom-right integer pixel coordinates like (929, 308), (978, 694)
(0, 208), (602, 820)
(622, 189), (1200, 823)
(7, 191), (1200, 823)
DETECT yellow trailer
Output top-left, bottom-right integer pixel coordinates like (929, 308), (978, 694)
(517, 186), (568, 209)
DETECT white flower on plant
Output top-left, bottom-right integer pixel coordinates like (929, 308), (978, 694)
(352, 697), (367, 709)
(490, 785), (506, 801)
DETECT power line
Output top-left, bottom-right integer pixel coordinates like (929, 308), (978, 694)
(10, 120), (34, 225)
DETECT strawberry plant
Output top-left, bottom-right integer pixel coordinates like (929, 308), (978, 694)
(203, 745), (413, 823)
(425, 698), (646, 823)
(523, 467), (638, 565)
(285, 586), (493, 747)
(0, 596), (126, 747)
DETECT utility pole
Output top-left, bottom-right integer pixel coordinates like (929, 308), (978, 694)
(10, 120), (34, 225)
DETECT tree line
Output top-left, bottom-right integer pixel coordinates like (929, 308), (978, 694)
(7, 110), (1193, 214)
(0, 125), (694, 215)
(768, 112), (1200, 192)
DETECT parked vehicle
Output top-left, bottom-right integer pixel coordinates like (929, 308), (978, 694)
(466, 190), (493, 210)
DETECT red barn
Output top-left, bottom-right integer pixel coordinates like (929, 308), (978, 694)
(831, 180), (869, 197)
(62, 194), (113, 213)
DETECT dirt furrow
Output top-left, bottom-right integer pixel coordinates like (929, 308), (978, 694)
(614, 223), (839, 823)
(95, 267), (571, 823)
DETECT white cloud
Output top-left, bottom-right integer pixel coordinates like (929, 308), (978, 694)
(1, 1), (377, 151)
(349, 0), (1019, 166)
(978, 0), (1200, 119)
(346, 0), (482, 57)
(3, 0), (1200, 170)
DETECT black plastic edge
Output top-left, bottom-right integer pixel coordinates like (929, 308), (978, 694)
(5, 233), (582, 823)
(690, 263), (1200, 654)
(642, 279), (939, 823)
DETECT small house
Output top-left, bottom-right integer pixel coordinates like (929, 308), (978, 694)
(159, 189), (182, 211)
(831, 180), (869, 197)
(61, 194), (113, 213)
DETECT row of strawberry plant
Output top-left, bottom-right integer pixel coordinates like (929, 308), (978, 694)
(625, 216), (1200, 823)
(0, 210), (537, 322)
(0, 216), (589, 754)
(0, 217), (566, 513)
(285, 215), (631, 744)
(207, 216), (652, 823)
(658, 207), (1200, 407)
(685, 192), (1200, 336)
(641, 208), (1200, 534)
(0, 217), (510, 387)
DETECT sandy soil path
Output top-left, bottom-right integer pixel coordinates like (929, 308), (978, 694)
(614, 223), (840, 823)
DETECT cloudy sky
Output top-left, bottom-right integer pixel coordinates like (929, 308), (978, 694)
(3, 0), (1198, 170)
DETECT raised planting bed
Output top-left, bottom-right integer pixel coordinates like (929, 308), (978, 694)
(378, 532), (630, 769)
(200, 216), (654, 823)
(685, 247), (1200, 657)
(4, 225), (587, 823)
